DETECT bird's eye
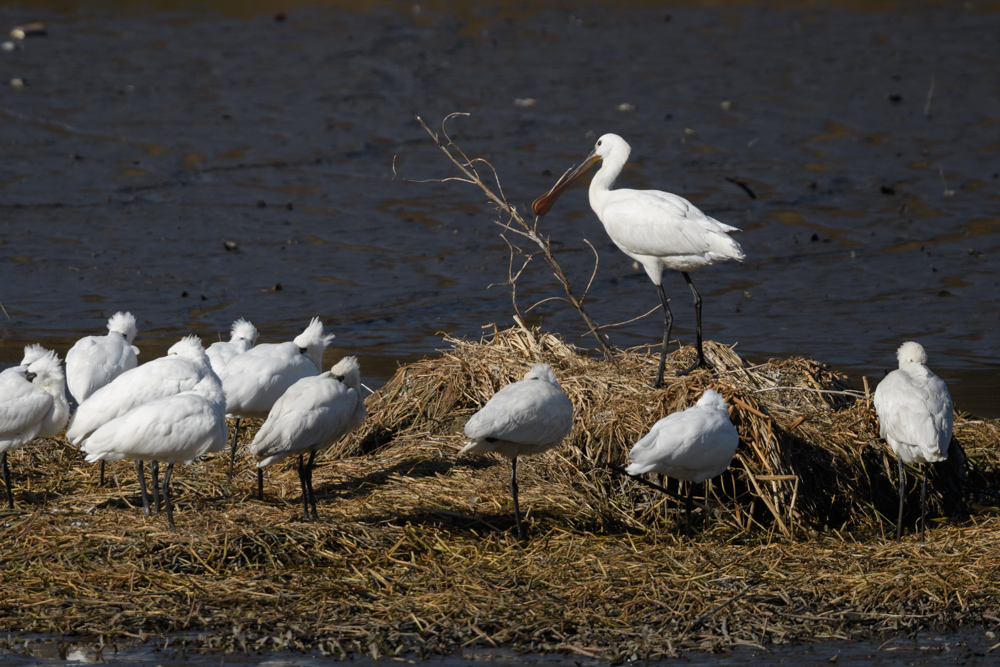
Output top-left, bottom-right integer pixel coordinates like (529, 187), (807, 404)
(597, 140), (602, 146)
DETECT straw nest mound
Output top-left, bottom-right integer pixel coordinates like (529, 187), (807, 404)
(2, 326), (998, 660)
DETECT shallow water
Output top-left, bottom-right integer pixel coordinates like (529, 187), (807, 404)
(1, 630), (998, 665)
(0, 0), (997, 415)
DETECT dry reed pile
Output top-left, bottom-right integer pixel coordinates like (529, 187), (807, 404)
(1, 326), (998, 659)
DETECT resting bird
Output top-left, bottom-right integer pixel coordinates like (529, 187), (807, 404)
(206, 318), (259, 375)
(65, 311), (140, 485)
(460, 364), (574, 540)
(626, 388), (739, 538)
(67, 335), (218, 515)
(0, 346), (70, 508)
(250, 356), (365, 519)
(533, 134), (745, 386)
(81, 371), (227, 529)
(873, 341), (953, 541)
(219, 317), (335, 487)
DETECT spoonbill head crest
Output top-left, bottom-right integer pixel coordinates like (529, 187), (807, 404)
(896, 341), (928, 367)
(107, 311), (138, 343)
(293, 317), (336, 372)
(231, 318), (259, 345)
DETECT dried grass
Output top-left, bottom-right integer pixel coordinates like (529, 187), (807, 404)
(1, 326), (998, 659)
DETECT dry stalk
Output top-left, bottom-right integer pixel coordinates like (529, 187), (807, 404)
(393, 113), (616, 361)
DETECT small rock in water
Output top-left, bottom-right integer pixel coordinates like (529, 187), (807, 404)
(617, 102), (637, 112)
(514, 98), (536, 107)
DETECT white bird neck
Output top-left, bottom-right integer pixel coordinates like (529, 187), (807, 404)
(588, 152), (626, 215)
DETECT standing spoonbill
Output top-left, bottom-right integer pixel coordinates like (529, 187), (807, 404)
(625, 388), (739, 538)
(461, 364), (574, 540)
(67, 335), (219, 515)
(219, 317), (335, 487)
(65, 311), (140, 485)
(81, 370), (228, 529)
(873, 341), (953, 542)
(0, 346), (70, 508)
(206, 318), (259, 376)
(249, 356), (365, 519)
(532, 134), (745, 386)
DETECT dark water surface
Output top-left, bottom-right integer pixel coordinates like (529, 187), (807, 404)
(1, 629), (998, 665)
(0, 0), (997, 415)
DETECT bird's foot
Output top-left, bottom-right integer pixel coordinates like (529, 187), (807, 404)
(677, 357), (712, 377)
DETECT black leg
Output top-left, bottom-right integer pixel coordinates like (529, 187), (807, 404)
(654, 283), (674, 388)
(658, 473), (667, 522)
(685, 483), (694, 539)
(306, 450), (318, 521)
(896, 457), (905, 541)
(135, 459), (151, 516)
(257, 467), (264, 501)
(297, 454), (309, 521)
(920, 464), (927, 542)
(228, 417), (242, 481)
(150, 460), (160, 515)
(678, 272), (711, 375)
(162, 463), (175, 530)
(99, 460), (105, 487)
(2, 452), (13, 509)
(511, 456), (526, 540)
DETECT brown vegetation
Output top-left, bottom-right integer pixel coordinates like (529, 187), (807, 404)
(1, 326), (998, 659)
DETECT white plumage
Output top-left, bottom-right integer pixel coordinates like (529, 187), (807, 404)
(0, 346), (70, 508)
(250, 356), (365, 519)
(627, 389), (739, 483)
(65, 311), (140, 405)
(206, 318), (259, 376)
(81, 374), (227, 465)
(626, 388), (739, 536)
(81, 369), (227, 529)
(66, 335), (216, 446)
(873, 341), (953, 540)
(533, 133), (745, 385)
(218, 317), (335, 483)
(460, 364), (574, 539)
(873, 342), (953, 465)
(219, 317), (333, 418)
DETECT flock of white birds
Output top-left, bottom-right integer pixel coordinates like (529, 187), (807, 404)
(0, 134), (955, 540)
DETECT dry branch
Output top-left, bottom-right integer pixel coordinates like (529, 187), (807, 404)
(393, 113), (616, 360)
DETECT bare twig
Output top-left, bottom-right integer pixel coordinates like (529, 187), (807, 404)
(394, 113), (617, 360)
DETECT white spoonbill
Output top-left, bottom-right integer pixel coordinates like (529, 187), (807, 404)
(249, 356), (365, 519)
(67, 335), (219, 515)
(65, 311), (140, 485)
(626, 388), (739, 538)
(81, 371), (228, 529)
(0, 346), (70, 508)
(206, 318), (259, 376)
(219, 317), (335, 486)
(873, 341), (953, 542)
(533, 134), (745, 386)
(461, 364), (574, 540)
